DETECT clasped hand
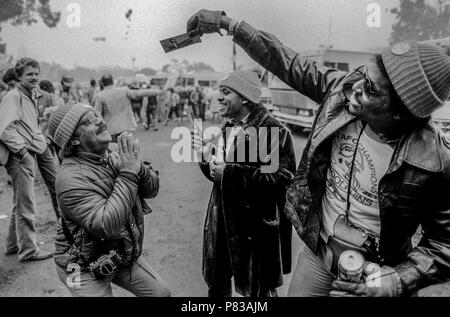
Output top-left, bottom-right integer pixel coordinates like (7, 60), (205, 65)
(117, 131), (141, 175)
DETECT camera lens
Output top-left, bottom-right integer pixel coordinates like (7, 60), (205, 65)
(101, 263), (114, 276)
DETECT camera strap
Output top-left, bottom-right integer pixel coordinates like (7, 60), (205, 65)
(345, 121), (366, 221)
(342, 122), (383, 261)
(60, 217), (85, 261)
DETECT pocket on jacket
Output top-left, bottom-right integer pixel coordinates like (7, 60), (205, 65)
(396, 182), (421, 212)
(257, 218), (280, 253)
(257, 217), (283, 287)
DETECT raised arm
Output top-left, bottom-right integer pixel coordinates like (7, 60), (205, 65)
(187, 10), (346, 104)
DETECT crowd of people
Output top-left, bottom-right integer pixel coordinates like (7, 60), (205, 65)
(1, 7), (450, 298)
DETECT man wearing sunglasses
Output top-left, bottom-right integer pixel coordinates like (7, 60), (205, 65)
(186, 9), (450, 297)
(48, 104), (170, 297)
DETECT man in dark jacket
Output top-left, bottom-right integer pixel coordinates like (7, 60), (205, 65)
(48, 103), (170, 297)
(187, 10), (450, 297)
(192, 70), (296, 297)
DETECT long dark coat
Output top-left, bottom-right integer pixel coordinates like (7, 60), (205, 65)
(199, 105), (296, 296)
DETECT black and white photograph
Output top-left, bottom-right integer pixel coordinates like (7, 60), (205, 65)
(0, 0), (450, 303)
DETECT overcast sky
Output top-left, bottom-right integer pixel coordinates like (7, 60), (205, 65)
(1, 0), (400, 71)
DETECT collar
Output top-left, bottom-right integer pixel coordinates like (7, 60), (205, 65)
(227, 113), (250, 127)
(76, 151), (110, 165)
(17, 83), (32, 101)
(390, 122), (443, 173)
(16, 84), (42, 102)
(34, 89), (43, 99)
(222, 104), (270, 131)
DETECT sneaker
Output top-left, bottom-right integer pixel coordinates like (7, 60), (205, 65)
(20, 250), (53, 262)
(5, 247), (19, 256)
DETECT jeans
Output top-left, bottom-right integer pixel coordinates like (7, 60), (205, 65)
(56, 257), (171, 297)
(287, 246), (335, 297)
(145, 105), (158, 129)
(36, 147), (59, 219)
(5, 152), (40, 260)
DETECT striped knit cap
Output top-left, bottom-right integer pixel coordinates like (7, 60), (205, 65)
(219, 70), (262, 104)
(381, 41), (450, 118)
(48, 103), (93, 150)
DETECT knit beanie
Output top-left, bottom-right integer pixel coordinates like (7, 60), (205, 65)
(219, 70), (262, 104)
(48, 103), (93, 150)
(381, 41), (450, 118)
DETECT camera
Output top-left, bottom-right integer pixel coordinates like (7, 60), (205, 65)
(88, 250), (123, 280)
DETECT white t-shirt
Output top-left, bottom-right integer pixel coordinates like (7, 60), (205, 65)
(321, 121), (394, 241)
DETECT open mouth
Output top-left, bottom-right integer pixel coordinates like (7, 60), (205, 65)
(96, 123), (107, 135)
(218, 102), (228, 112)
(347, 93), (362, 113)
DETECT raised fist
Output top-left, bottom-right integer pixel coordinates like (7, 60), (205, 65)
(187, 9), (227, 37)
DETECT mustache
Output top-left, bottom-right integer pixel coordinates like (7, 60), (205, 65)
(96, 122), (107, 134)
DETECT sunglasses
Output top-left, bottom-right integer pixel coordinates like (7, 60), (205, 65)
(352, 65), (387, 98)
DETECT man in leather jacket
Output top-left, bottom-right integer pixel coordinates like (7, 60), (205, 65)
(186, 9), (450, 297)
(48, 103), (170, 297)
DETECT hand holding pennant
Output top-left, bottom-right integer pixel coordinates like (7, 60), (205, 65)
(160, 33), (202, 53)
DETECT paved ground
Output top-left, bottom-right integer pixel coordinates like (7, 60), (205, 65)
(0, 121), (449, 296)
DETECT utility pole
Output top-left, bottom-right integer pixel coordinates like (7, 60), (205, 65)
(328, 17), (332, 48)
(232, 42), (237, 71)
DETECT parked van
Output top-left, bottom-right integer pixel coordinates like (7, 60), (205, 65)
(150, 72), (225, 90)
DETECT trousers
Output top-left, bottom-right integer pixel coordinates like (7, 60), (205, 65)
(56, 256), (171, 297)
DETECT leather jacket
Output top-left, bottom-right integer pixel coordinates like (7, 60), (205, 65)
(233, 21), (450, 294)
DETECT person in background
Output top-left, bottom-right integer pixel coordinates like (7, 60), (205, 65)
(208, 89), (222, 124)
(143, 92), (159, 131)
(129, 82), (144, 124)
(2, 68), (19, 91)
(59, 75), (79, 105)
(163, 88), (181, 126)
(87, 79), (98, 106)
(0, 81), (7, 103)
(38, 80), (65, 134)
(0, 58), (58, 262)
(94, 74), (157, 141)
(190, 86), (206, 121)
(156, 85), (166, 123)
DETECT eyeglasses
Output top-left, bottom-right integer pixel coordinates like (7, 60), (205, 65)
(352, 65), (387, 98)
(78, 111), (103, 127)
